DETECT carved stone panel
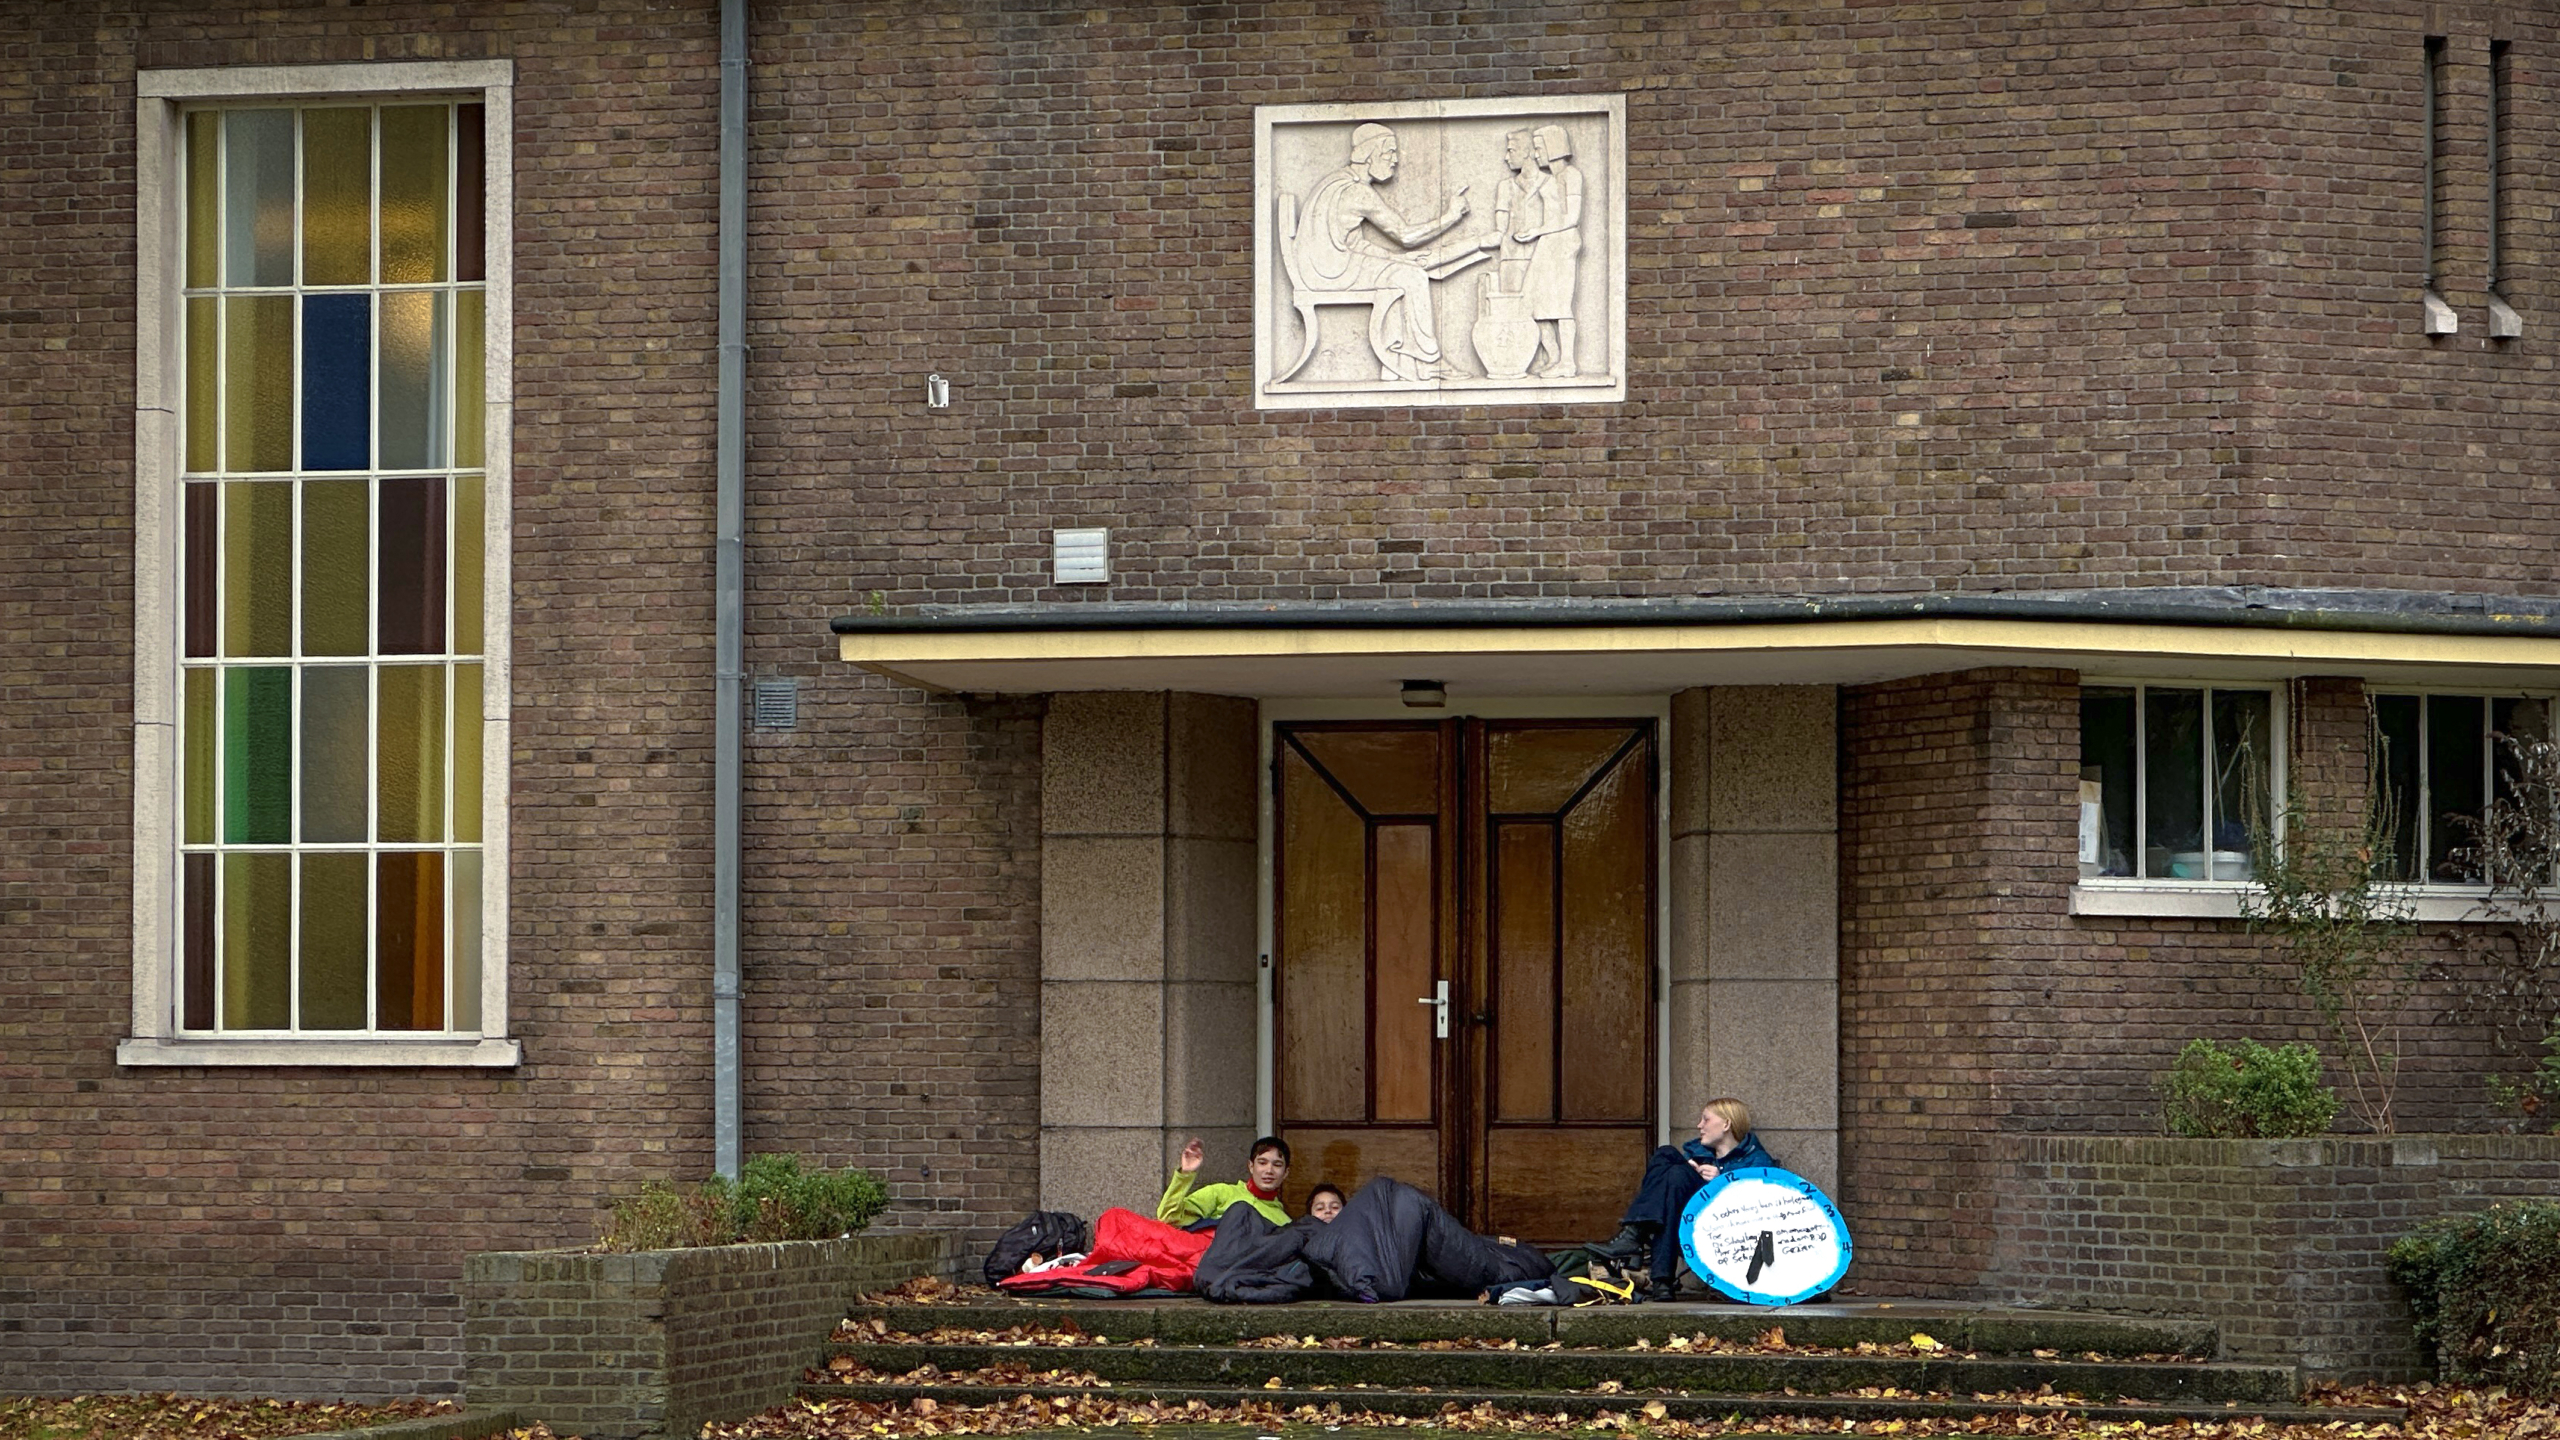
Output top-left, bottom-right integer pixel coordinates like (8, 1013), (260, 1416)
(1254, 95), (1625, 410)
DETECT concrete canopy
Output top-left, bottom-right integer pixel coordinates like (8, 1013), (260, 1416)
(833, 589), (2560, 698)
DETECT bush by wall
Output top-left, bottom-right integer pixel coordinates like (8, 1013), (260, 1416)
(2388, 1200), (2560, 1397)
(2158, 1038), (2340, 1139)
(600, 1154), (888, 1252)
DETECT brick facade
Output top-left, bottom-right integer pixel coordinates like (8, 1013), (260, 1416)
(3, 0), (2556, 1397)
(461, 1234), (949, 1440)
(1988, 1136), (2560, 1379)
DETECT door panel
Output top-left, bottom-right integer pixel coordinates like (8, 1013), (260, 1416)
(1275, 718), (1653, 1241)
(1276, 740), (1376, 1122)
(1372, 822), (1438, 1121)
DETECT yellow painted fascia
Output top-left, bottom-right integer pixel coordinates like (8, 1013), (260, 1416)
(839, 616), (2560, 671)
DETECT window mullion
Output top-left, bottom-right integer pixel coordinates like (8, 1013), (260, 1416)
(2134, 685), (2149, 878)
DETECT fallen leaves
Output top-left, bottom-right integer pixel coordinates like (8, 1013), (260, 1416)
(0, 1394), (463, 1440)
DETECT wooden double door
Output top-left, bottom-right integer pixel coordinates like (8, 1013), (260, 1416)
(1273, 718), (1657, 1243)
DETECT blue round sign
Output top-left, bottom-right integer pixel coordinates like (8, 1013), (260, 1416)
(1675, 1166), (1852, 1306)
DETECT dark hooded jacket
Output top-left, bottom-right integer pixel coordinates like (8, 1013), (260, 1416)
(1682, 1130), (1776, 1173)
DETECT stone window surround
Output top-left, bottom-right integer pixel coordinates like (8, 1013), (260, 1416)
(122, 60), (519, 1068)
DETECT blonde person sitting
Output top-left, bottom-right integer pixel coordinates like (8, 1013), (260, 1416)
(1159, 1135), (1293, 1229)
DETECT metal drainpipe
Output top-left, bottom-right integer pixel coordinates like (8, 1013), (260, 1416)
(714, 0), (747, 1181)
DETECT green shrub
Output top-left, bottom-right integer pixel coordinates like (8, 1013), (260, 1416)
(2388, 1201), (2560, 1396)
(598, 1154), (888, 1251)
(2156, 1038), (2340, 1138)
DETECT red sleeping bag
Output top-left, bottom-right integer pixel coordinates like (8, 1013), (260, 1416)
(996, 1206), (1212, 1296)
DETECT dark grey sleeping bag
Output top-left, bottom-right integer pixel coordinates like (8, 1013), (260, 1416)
(1192, 1201), (1321, 1303)
(1301, 1176), (1557, 1303)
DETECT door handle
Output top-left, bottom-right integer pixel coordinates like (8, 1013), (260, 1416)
(1416, 980), (1450, 1039)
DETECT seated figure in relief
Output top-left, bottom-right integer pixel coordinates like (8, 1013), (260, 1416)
(1288, 122), (1489, 381)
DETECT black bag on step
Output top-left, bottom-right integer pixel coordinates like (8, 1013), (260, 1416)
(982, 1210), (1091, 1286)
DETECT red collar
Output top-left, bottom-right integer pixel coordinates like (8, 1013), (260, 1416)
(1246, 1176), (1282, 1201)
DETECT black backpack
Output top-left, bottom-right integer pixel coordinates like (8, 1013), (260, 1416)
(982, 1210), (1091, 1286)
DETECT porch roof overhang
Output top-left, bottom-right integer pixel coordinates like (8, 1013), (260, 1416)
(831, 588), (2560, 698)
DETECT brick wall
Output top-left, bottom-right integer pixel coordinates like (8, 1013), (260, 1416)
(7, 0), (2560, 1397)
(461, 1234), (948, 1440)
(1988, 1136), (2560, 1379)
(1839, 669), (2526, 1302)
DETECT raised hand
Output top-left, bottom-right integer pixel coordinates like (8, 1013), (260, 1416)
(1178, 1137), (1205, 1174)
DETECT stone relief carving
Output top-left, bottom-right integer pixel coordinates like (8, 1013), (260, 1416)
(1255, 96), (1624, 409)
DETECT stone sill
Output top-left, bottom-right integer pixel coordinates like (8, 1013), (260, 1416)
(2070, 882), (2532, 923)
(119, 1036), (523, 1067)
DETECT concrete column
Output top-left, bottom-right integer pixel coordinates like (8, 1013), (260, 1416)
(1038, 693), (1259, 1219)
(1669, 686), (1840, 1196)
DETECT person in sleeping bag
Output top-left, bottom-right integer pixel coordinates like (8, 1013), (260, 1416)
(1306, 1183), (1345, 1222)
(1159, 1134), (1292, 1227)
(1591, 1096), (1777, 1301)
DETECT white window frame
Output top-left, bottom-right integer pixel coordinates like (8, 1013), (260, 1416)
(124, 61), (518, 1067)
(2069, 679), (2285, 918)
(2368, 686), (2556, 893)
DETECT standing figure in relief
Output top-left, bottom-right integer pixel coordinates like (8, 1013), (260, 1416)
(1489, 128), (1544, 286)
(1513, 123), (1584, 380)
(1293, 122), (1476, 381)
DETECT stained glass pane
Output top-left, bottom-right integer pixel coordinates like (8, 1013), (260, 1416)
(185, 296), (219, 473)
(454, 474), (483, 654)
(224, 295), (294, 473)
(379, 290), (447, 470)
(378, 476), (447, 655)
(185, 112), (220, 289)
(299, 852), (369, 1030)
(182, 852), (215, 1030)
(301, 108), (372, 286)
(221, 852), (291, 1030)
(456, 105), (485, 282)
(183, 668), (217, 845)
(377, 664), (445, 843)
(301, 294), (372, 472)
(222, 666), (292, 844)
(223, 109), (295, 288)
(184, 483), (216, 658)
(376, 851), (444, 1030)
(454, 290), (484, 470)
(451, 850), (482, 1031)
(379, 107), (448, 284)
(302, 479), (370, 656)
(301, 666), (369, 843)
(454, 663), (482, 842)
(221, 481), (292, 657)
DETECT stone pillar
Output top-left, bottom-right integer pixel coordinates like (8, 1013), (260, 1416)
(1038, 693), (1259, 1219)
(1669, 686), (1840, 1195)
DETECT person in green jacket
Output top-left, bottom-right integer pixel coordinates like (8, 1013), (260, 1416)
(1158, 1134), (1292, 1227)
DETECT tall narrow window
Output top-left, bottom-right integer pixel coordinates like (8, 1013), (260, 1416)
(2489, 41), (2521, 336)
(2422, 37), (2457, 333)
(177, 103), (488, 1035)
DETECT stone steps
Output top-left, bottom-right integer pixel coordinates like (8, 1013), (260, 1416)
(819, 1298), (2406, 1428)
(840, 1299), (2218, 1357)
(827, 1340), (2296, 1405)
(807, 1378), (2379, 1430)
